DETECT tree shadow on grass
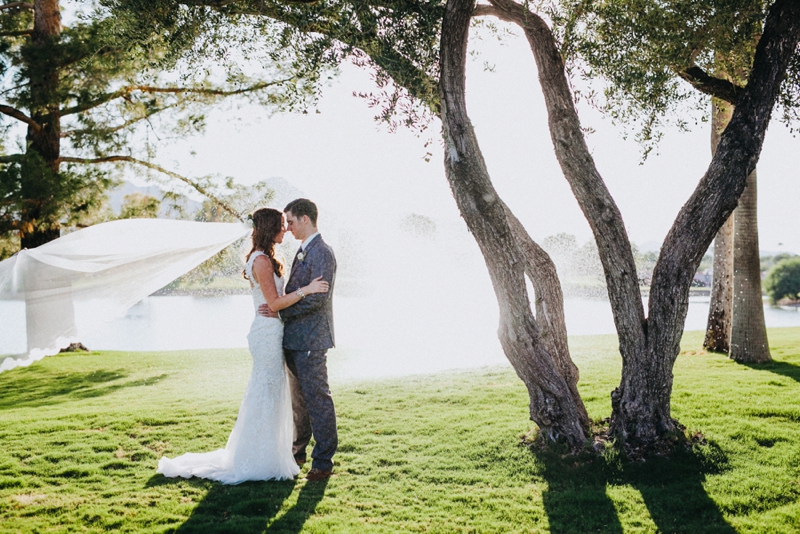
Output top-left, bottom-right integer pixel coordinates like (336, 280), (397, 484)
(0, 366), (168, 410)
(536, 441), (735, 534)
(147, 475), (328, 534)
(742, 359), (800, 384)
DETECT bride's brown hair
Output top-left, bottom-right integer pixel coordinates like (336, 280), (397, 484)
(244, 207), (284, 279)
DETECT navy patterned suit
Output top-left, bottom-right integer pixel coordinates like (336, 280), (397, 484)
(281, 234), (337, 471)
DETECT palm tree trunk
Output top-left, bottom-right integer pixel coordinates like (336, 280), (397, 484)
(703, 96), (771, 362)
(730, 168), (771, 362)
(704, 99), (734, 352)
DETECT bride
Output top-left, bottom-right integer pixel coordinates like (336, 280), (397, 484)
(157, 208), (329, 483)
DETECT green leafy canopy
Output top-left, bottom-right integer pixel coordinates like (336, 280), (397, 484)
(559, 0), (800, 156)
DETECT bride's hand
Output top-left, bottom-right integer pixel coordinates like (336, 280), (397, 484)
(305, 276), (329, 295)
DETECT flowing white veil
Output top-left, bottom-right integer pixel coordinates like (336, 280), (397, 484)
(0, 219), (251, 372)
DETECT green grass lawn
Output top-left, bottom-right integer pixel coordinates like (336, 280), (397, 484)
(1, 328), (800, 533)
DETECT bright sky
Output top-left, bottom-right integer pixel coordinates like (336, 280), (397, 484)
(145, 24), (800, 255)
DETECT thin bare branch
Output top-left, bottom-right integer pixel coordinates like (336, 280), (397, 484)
(0, 104), (41, 132)
(60, 78), (295, 116)
(58, 156), (242, 221)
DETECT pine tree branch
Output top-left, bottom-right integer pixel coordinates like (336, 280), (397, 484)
(60, 79), (294, 116)
(0, 29), (33, 37)
(57, 155), (242, 221)
(0, 2), (33, 11)
(0, 104), (41, 131)
(677, 65), (744, 105)
(60, 103), (182, 138)
(0, 153), (24, 163)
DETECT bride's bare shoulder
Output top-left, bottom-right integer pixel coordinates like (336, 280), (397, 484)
(253, 253), (274, 269)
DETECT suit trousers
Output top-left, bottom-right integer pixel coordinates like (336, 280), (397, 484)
(284, 349), (338, 471)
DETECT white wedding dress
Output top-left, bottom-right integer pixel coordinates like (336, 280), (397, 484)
(157, 251), (300, 483)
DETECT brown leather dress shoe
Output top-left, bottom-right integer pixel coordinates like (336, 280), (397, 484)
(305, 468), (332, 482)
(295, 456), (307, 467)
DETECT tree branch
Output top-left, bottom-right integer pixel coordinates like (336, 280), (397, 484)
(57, 156), (242, 221)
(60, 78), (295, 116)
(0, 104), (41, 132)
(676, 65), (744, 105)
(0, 2), (33, 10)
(0, 29), (33, 37)
(473, 4), (500, 18)
(651, 0), (800, 354)
(487, 0), (647, 359)
(60, 103), (182, 138)
(184, 0), (440, 109)
(0, 153), (24, 163)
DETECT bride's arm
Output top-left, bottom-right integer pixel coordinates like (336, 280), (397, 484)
(252, 255), (328, 312)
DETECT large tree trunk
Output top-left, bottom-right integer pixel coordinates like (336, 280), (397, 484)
(643, 0), (796, 442)
(21, 1), (75, 350)
(483, 0), (800, 448)
(704, 99), (734, 352)
(439, 0), (587, 447)
(21, 0), (62, 249)
(730, 168), (771, 362)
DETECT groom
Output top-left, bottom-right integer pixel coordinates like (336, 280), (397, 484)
(260, 198), (337, 482)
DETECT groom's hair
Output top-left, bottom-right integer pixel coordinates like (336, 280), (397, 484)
(285, 198), (318, 226)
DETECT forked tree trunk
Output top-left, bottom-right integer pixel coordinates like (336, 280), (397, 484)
(704, 99), (734, 352)
(481, 0), (800, 448)
(21, 0), (63, 249)
(731, 168), (771, 362)
(505, 206), (589, 430)
(440, 0), (587, 446)
(484, 0), (652, 440)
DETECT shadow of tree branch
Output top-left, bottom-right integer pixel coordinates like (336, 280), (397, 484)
(535, 440), (736, 534)
(0, 365), (168, 410)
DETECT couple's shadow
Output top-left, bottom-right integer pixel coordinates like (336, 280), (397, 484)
(147, 474), (328, 533)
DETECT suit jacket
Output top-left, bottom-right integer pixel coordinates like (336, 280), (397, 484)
(281, 234), (336, 351)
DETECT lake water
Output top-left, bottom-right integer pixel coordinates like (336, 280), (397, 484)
(2, 294), (798, 380)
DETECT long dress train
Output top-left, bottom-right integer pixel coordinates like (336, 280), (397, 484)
(157, 251), (300, 483)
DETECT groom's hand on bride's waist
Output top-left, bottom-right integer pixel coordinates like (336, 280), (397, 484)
(258, 304), (280, 318)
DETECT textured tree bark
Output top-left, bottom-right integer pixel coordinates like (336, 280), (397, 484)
(504, 205), (589, 430)
(440, 0), (587, 446)
(643, 0), (796, 442)
(704, 97), (770, 359)
(730, 168), (771, 362)
(485, 0), (652, 440)
(483, 0), (800, 448)
(20, 0), (62, 249)
(704, 99), (734, 353)
(20, 1), (77, 347)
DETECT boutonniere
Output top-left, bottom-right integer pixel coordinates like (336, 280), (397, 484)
(297, 250), (306, 263)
